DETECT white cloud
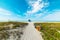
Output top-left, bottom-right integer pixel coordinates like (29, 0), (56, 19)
(35, 13), (43, 17)
(34, 10), (49, 18)
(42, 10), (60, 21)
(0, 8), (26, 22)
(24, 0), (49, 20)
(0, 8), (12, 15)
(26, 0), (49, 14)
(0, 8), (16, 21)
(0, 16), (9, 21)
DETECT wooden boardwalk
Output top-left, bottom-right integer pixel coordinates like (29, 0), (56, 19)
(21, 22), (43, 40)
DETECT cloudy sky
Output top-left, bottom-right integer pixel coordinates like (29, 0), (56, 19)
(0, 0), (60, 22)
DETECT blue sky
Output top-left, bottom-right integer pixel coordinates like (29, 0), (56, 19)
(0, 0), (60, 22)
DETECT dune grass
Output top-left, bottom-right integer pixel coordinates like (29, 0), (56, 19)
(0, 21), (28, 31)
(34, 23), (60, 40)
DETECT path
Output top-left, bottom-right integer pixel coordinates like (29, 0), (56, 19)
(21, 22), (43, 40)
